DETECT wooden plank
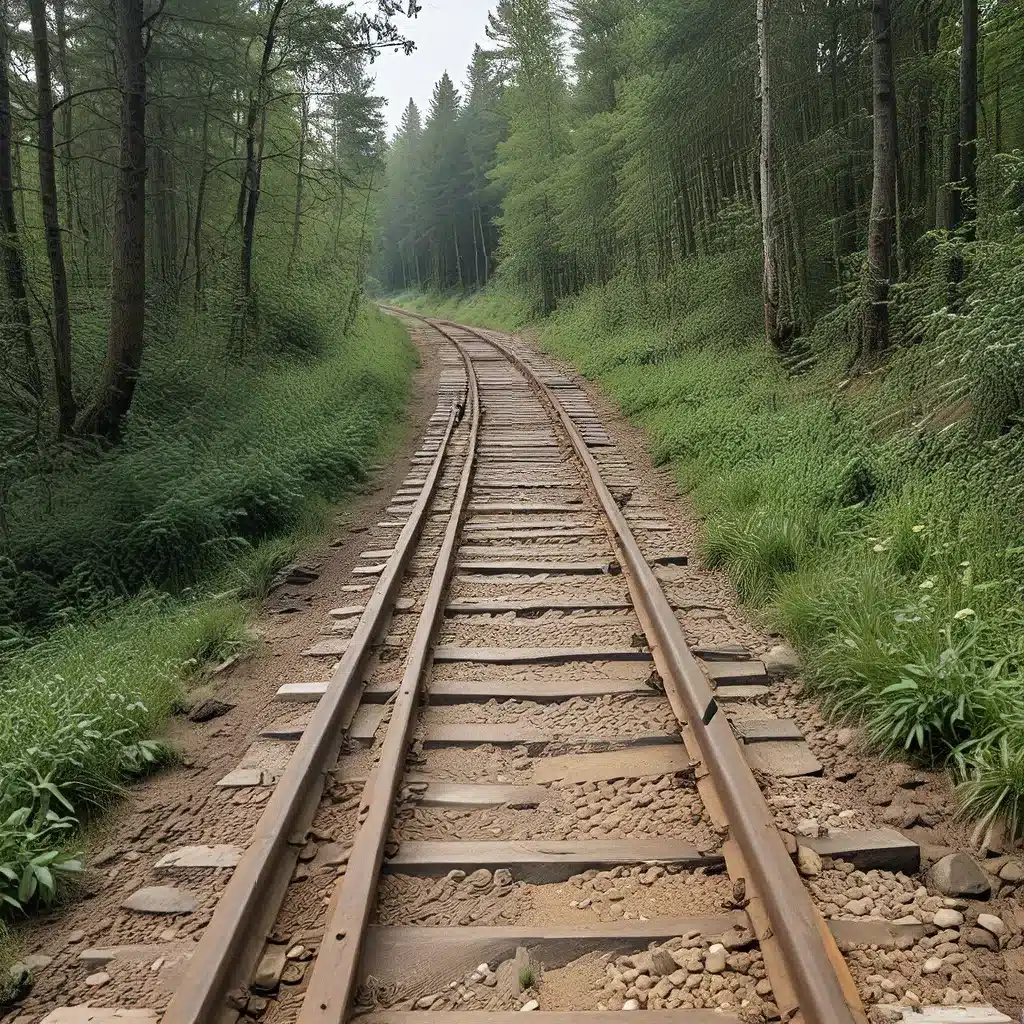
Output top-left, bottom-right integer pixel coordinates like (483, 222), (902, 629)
(359, 915), (750, 993)
(328, 605), (365, 619)
(532, 745), (692, 784)
(827, 918), (927, 948)
(468, 503), (583, 514)
(733, 718), (804, 743)
(705, 660), (770, 685)
(302, 637), (348, 658)
(804, 828), (920, 874)
(445, 597), (631, 615)
(276, 681), (328, 703)
(385, 839), (721, 882)
(407, 781), (548, 809)
(890, 1011), (1011, 1023)
(456, 560), (615, 575)
(423, 725), (679, 753)
(744, 740), (822, 777)
(458, 529), (605, 540)
(433, 646), (649, 664)
(353, 563), (387, 576)
(364, 1012), (738, 1024)
(458, 546), (608, 559)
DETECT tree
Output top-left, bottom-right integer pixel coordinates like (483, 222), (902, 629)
(0, 2), (39, 404)
(77, 0), (147, 439)
(861, 0), (898, 359)
(28, 0), (76, 435)
(757, 0), (784, 349)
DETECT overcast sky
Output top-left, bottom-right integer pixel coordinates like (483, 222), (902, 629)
(370, 0), (495, 136)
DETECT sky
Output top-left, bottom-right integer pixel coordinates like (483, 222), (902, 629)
(369, 0), (495, 136)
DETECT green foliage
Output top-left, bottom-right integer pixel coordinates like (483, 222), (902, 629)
(1, 306), (415, 635)
(0, 307), (415, 914)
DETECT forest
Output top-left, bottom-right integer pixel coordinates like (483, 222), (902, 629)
(0, 0), (421, 922)
(380, 0), (1024, 839)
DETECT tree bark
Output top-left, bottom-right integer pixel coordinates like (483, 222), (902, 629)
(956, 0), (978, 239)
(861, 0), (898, 359)
(238, 0), (287, 317)
(0, 3), (40, 401)
(76, 0), (146, 439)
(756, 0), (782, 350)
(28, 0), (76, 434)
(287, 89), (308, 275)
(193, 98), (211, 309)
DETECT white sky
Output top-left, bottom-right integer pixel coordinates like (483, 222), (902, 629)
(369, 0), (495, 135)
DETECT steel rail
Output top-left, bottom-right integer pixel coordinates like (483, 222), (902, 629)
(297, 337), (482, 1024)
(399, 312), (864, 1024)
(161, 372), (469, 1024)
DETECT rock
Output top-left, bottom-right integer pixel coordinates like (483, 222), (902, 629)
(844, 897), (872, 916)
(836, 728), (857, 748)
(999, 860), (1024, 883)
(797, 846), (822, 878)
(622, 999), (640, 1010)
(704, 945), (727, 974)
(763, 644), (801, 677)
(252, 945), (288, 992)
(122, 885), (198, 914)
(795, 818), (819, 837)
(67, 930), (85, 944)
(922, 957), (943, 974)
(520, 1000), (539, 1012)
(416, 995), (440, 1009)
(22, 954), (53, 972)
(977, 913), (1006, 938)
(84, 972), (110, 987)
(964, 927), (999, 951)
(932, 908), (964, 929)
(649, 949), (677, 977)
(187, 698), (236, 723)
(927, 853), (991, 898)
(634, 975), (653, 992)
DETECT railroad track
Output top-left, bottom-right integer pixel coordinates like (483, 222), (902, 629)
(34, 314), (1013, 1024)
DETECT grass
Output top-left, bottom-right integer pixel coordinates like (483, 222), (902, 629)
(395, 219), (1024, 837)
(0, 300), (417, 923)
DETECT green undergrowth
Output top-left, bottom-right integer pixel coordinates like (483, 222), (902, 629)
(394, 226), (1024, 837)
(0, 305), (416, 923)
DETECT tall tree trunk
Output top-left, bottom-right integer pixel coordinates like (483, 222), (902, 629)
(956, 0), (978, 238)
(756, 0), (783, 349)
(193, 98), (211, 309)
(238, 0), (287, 320)
(0, 3), (40, 401)
(29, 0), (76, 434)
(288, 90), (308, 275)
(861, 0), (898, 360)
(77, 0), (145, 439)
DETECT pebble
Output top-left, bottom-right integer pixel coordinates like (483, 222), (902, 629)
(964, 926), (999, 951)
(931, 908), (964, 929)
(795, 819), (819, 837)
(797, 846), (822, 878)
(520, 1000), (539, 1012)
(85, 972), (110, 987)
(622, 1000), (640, 1010)
(976, 913), (1006, 938)
(922, 957), (943, 975)
(66, 930), (85, 944)
(704, 944), (727, 974)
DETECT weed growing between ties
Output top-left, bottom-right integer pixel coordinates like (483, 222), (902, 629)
(396, 219), (1024, 837)
(0, 306), (416, 918)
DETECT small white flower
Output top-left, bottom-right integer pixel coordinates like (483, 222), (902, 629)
(953, 608), (975, 620)
(872, 543), (886, 553)
(911, 525), (926, 533)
